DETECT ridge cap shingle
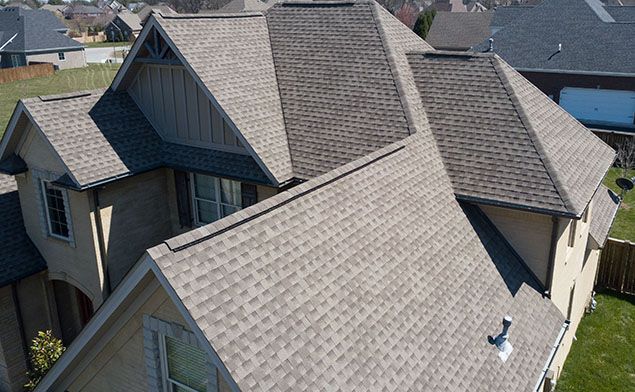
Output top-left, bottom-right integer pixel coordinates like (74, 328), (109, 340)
(491, 55), (571, 212)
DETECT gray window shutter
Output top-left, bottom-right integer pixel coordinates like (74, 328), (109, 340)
(174, 170), (192, 227)
(241, 183), (257, 208)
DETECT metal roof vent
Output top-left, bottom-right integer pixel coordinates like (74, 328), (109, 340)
(488, 38), (494, 52)
(488, 315), (514, 362)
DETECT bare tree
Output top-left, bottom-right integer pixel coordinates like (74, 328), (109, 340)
(616, 139), (635, 177)
(394, 2), (419, 30)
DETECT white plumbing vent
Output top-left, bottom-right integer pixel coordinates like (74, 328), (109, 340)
(488, 315), (514, 362)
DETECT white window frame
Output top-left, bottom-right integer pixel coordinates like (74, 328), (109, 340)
(158, 333), (207, 392)
(58, 52), (66, 61)
(189, 173), (241, 226)
(40, 179), (71, 241)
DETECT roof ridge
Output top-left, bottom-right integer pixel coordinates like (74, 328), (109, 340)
(491, 56), (573, 213)
(369, 1), (413, 136)
(164, 138), (409, 252)
(159, 11), (264, 19)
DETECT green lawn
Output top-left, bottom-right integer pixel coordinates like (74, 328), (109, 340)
(603, 167), (635, 242)
(0, 64), (120, 135)
(84, 41), (131, 48)
(556, 292), (635, 392)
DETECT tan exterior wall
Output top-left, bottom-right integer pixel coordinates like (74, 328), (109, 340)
(16, 127), (104, 306)
(96, 169), (174, 287)
(0, 286), (27, 392)
(27, 50), (87, 70)
(68, 284), (184, 391)
(479, 204), (553, 284)
(15, 272), (60, 347)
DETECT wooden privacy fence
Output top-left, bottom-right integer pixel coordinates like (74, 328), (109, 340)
(0, 63), (54, 84)
(592, 129), (635, 151)
(596, 238), (635, 295)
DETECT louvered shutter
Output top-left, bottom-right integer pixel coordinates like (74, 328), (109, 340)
(241, 183), (258, 208)
(174, 170), (193, 227)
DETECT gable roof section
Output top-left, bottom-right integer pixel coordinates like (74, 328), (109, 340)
(589, 185), (620, 247)
(116, 10), (142, 31)
(0, 7), (82, 53)
(426, 11), (492, 50)
(148, 131), (564, 391)
(0, 174), (46, 287)
(217, 0), (271, 12)
(408, 51), (615, 217)
(473, 0), (635, 75)
(266, 1), (413, 179)
(142, 13), (295, 184)
(0, 90), (269, 189)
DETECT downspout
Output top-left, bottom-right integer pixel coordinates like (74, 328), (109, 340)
(92, 188), (111, 300)
(11, 283), (30, 368)
(545, 216), (559, 297)
(533, 320), (570, 392)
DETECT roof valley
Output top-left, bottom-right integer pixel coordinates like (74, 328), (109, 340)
(490, 56), (572, 213)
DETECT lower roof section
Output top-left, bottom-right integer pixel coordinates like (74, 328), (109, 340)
(149, 131), (564, 391)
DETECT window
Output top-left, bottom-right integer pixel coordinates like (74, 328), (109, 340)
(41, 180), (70, 239)
(191, 173), (241, 225)
(11, 54), (21, 68)
(159, 335), (208, 392)
(568, 219), (577, 248)
(58, 52), (66, 61)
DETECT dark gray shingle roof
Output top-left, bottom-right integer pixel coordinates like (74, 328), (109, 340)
(149, 131), (565, 392)
(589, 184), (620, 247)
(474, 0), (635, 74)
(0, 7), (82, 53)
(0, 175), (46, 287)
(408, 51), (615, 217)
(19, 90), (270, 188)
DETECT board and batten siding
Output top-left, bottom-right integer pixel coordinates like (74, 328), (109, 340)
(128, 64), (245, 151)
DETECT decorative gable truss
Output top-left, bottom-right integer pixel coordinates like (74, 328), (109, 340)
(112, 20), (286, 186)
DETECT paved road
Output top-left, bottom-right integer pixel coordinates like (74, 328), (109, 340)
(85, 46), (130, 63)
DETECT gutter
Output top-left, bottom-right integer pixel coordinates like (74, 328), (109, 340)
(516, 67), (635, 78)
(533, 320), (570, 392)
(544, 216), (559, 297)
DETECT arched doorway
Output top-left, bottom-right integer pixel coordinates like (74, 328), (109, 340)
(52, 280), (94, 345)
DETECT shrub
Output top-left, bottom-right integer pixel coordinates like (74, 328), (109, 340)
(24, 330), (65, 391)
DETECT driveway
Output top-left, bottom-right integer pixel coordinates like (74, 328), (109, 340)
(85, 46), (130, 63)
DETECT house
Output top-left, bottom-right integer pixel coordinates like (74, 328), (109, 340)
(137, 3), (177, 24)
(215, 0), (271, 12)
(0, 7), (86, 70)
(63, 4), (106, 19)
(127, 2), (147, 12)
(41, 4), (68, 17)
(427, 0), (635, 133)
(0, 0), (620, 391)
(105, 10), (142, 41)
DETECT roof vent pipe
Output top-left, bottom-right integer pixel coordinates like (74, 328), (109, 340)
(488, 315), (514, 362)
(548, 43), (562, 61)
(488, 38), (494, 52)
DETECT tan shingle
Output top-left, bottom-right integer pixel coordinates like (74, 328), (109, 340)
(589, 185), (620, 247)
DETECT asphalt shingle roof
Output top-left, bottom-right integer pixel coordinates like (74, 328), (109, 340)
(150, 131), (565, 392)
(473, 0), (635, 74)
(589, 184), (620, 247)
(426, 11), (493, 50)
(19, 90), (270, 188)
(116, 10), (142, 31)
(408, 51), (615, 217)
(0, 7), (82, 53)
(0, 174), (46, 287)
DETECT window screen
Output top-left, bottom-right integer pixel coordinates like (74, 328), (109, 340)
(163, 335), (208, 392)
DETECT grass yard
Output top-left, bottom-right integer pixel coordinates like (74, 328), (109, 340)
(0, 64), (120, 135)
(556, 292), (635, 392)
(84, 41), (131, 48)
(603, 167), (635, 242)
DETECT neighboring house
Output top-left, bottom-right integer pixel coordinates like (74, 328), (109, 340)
(137, 3), (177, 24)
(215, 0), (271, 12)
(0, 7), (86, 70)
(427, 0), (635, 132)
(0, 1), (620, 391)
(105, 10), (142, 41)
(127, 1), (147, 12)
(41, 4), (68, 17)
(63, 4), (106, 19)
